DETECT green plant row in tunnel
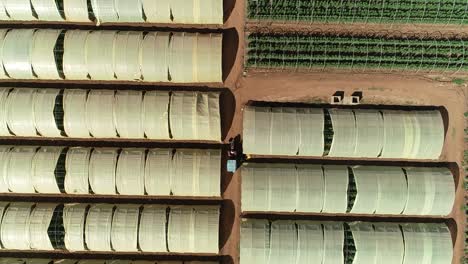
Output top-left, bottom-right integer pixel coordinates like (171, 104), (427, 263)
(247, 0), (468, 24)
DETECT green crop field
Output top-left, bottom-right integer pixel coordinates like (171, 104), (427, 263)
(247, 0), (468, 24)
(247, 33), (467, 71)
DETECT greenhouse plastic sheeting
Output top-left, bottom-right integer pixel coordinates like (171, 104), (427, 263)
(269, 221), (297, 264)
(114, 0), (143, 22)
(4, 0), (35, 20)
(241, 163), (269, 211)
(350, 166), (378, 214)
(63, 0), (91, 22)
(350, 222), (377, 264)
(268, 164), (296, 212)
(31, 29), (61, 79)
(2, 29), (35, 79)
(115, 149), (145, 195)
(374, 223), (404, 264)
(322, 222), (344, 264)
(192, 206), (219, 253)
(144, 149), (172, 195)
(243, 106), (271, 155)
(33, 89), (62, 137)
(140, 32), (170, 82)
(63, 89), (89, 138)
(375, 167), (407, 214)
(354, 110), (384, 157)
(296, 222), (323, 263)
(6, 88), (36, 136)
(138, 205), (166, 252)
(270, 108), (299, 156)
(169, 33), (196, 83)
(0, 2), (9, 20)
(426, 223), (453, 263)
(381, 111), (406, 158)
(85, 204), (114, 251)
(414, 111), (444, 159)
(0, 31), (8, 78)
(240, 219), (270, 264)
(31, 0), (63, 21)
(196, 34), (222, 82)
(142, 91), (170, 139)
(0, 147), (11, 192)
(91, 0), (118, 24)
(86, 31), (116, 80)
(32, 147), (63, 193)
(403, 167), (454, 215)
(88, 148), (118, 194)
(63, 203), (87, 251)
(63, 30), (90, 80)
(6, 147), (37, 193)
(297, 108), (324, 156)
(1, 203), (34, 249)
(114, 90), (144, 138)
(401, 224), (432, 264)
(141, 0), (171, 22)
(29, 203), (56, 250)
(168, 206), (193, 252)
(0, 88), (11, 135)
(113, 32), (143, 80)
(198, 0), (223, 24)
(195, 92), (221, 141)
(196, 149), (221, 196)
(171, 0), (194, 24)
(328, 109), (357, 157)
(322, 166), (348, 213)
(65, 148), (91, 194)
(86, 90), (116, 138)
(111, 204), (139, 251)
(296, 165), (324, 213)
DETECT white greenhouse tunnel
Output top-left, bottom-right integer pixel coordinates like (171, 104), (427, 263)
(0, 260), (220, 264)
(0, 29), (222, 83)
(240, 219), (453, 264)
(0, 88), (221, 141)
(0, 0), (223, 25)
(243, 106), (445, 159)
(241, 163), (455, 216)
(0, 146), (221, 197)
(0, 203), (219, 253)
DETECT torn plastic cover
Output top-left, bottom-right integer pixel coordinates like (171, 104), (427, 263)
(63, 30), (90, 80)
(322, 166), (348, 213)
(375, 167), (407, 214)
(113, 32), (143, 80)
(270, 108), (299, 156)
(65, 147), (91, 194)
(63, 89), (90, 138)
(63, 203), (87, 251)
(6, 147), (37, 193)
(240, 219), (270, 264)
(138, 205), (167, 252)
(115, 149), (145, 195)
(32, 146), (63, 193)
(354, 110), (384, 157)
(6, 88), (36, 136)
(349, 222), (377, 264)
(140, 32), (170, 82)
(0, 88), (11, 135)
(91, 0), (118, 24)
(33, 88), (62, 137)
(31, 0), (63, 21)
(3, 29), (36, 79)
(328, 109), (357, 157)
(350, 166), (378, 214)
(322, 222), (344, 264)
(86, 30), (116, 80)
(297, 108), (324, 156)
(85, 204), (114, 251)
(29, 203), (57, 250)
(142, 91), (170, 139)
(1, 202), (34, 249)
(269, 221), (297, 264)
(144, 149), (172, 195)
(114, 0), (144, 22)
(374, 223), (404, 263)
(31, 29), (61, 80)
(4, 0), (36, 20)
(63, 0), (91, 22)
(296, 164), (324, 213)
(296, 221), (324, 263)
(141, 0), (171, 23)
(86, 90), (117, 138)
(111, 204), (140, 251)
(114, 90), (144, 138)
(89, 148), (117, 194)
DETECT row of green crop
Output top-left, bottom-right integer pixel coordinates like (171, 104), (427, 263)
(247, 34), (467, 70)
(247, 0), (468, 24)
